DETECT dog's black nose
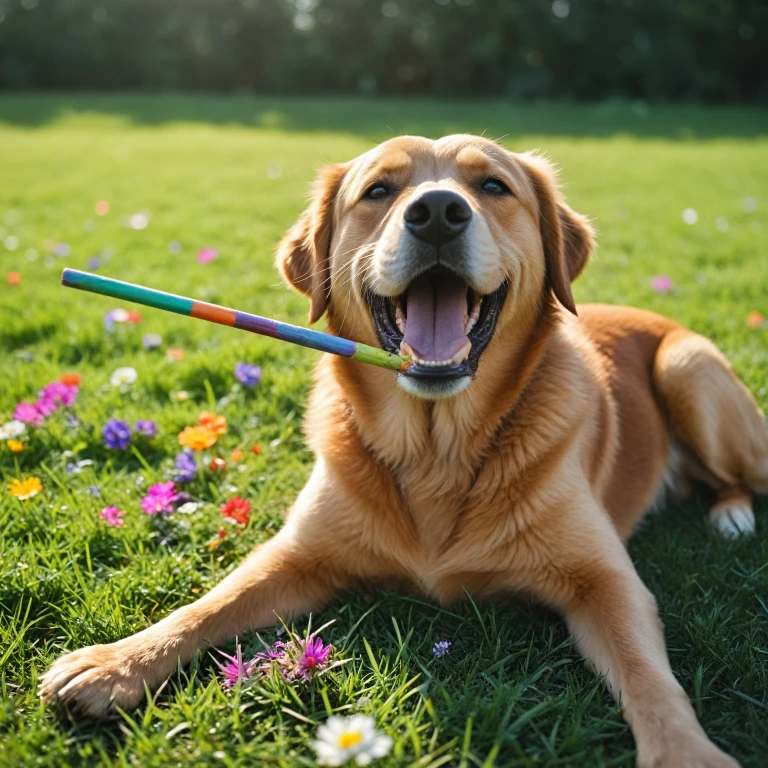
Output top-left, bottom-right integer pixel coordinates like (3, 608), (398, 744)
(404, 190), (472, 247)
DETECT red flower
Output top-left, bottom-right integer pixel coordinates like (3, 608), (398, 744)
(221, 496), (251, 526)
(209, 457), (226, 472)
(126, 311), (142, 324)
(251, 444), (261, 455)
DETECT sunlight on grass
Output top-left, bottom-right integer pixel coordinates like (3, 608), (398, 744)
(0, 96), (766, 767)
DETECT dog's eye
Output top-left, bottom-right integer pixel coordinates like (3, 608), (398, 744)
(364, 183), (390, 201)
(481, 178), (511, 196)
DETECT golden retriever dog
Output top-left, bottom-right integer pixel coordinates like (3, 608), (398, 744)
(41, 135), (768, 767)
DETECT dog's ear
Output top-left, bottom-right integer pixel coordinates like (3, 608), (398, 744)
(276, 163), (348, 325)
(520, 153), (594, 315)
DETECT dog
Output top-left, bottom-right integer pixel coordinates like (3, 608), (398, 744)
(41, 135), (768, 767)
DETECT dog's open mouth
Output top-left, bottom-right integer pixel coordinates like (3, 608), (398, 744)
(366, 267), (508, 379)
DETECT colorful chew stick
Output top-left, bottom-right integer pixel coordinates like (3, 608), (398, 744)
(61, 269), (409, 372)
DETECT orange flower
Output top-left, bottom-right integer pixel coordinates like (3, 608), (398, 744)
(230, 448), (244, 462)
(199, 411), (227, 435)
(59, 373), (81, 387)
(7, 271), (21, 286)
(221, 496), (251, 526)
(7, 440), (23, 453)
(747, 311), (764, 329)
(8, 477), (42, 500)
(209, 457), (226, 472)
(178, 425), (217, 451)
(167, 347), (186, 361)
(251, 444), (262, 455)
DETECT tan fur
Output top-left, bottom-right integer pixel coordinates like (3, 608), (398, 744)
(42, 136), (768, 767)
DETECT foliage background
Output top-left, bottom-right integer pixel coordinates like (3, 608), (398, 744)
(0, 0), (766, 101)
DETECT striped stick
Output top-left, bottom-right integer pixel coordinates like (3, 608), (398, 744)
(61, 269), (409, 372)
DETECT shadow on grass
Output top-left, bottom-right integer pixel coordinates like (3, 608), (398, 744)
(1, 93), (767, 141)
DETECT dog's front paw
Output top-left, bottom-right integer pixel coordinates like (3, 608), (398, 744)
(39, 643), (149, 718)
(637, 730), (740, 768)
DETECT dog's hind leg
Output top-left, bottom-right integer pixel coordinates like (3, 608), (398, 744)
(653, 328), (768, 536)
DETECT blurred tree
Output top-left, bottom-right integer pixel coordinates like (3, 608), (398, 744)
(0, 0), (765, 101)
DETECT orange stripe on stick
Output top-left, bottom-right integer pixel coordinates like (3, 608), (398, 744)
(190, 301), (236, 326)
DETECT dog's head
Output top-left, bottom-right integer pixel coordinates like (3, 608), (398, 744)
(277, 135), (593, 400)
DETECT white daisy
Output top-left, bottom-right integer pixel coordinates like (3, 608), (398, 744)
(312, 715), (392, 766)
(110, 366), (138, 387)
(0, 420), (26, 440)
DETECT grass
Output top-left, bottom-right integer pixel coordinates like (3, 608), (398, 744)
(0, 94), (767, 767)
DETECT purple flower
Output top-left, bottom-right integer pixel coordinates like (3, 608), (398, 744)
(296, 636), (333, 679)
(88, 485), (101, 497)
(103, 418), (131, 450)
(214, 643), (256, 689)
(100, 506), (123, 527)
(103, 308), (129, 332)
(235, 362), (262, 388)
(87, 256), (101, 270)
(13, 402), (44, 426)
(254, 643), (288, 663)
(135, 419), (158, 437)
(140, 481), (179, 515)
(39, 381), (78, 407)
(256, 635), (333, 682)
(142, 333), (162, 350)
(34, 398), (58, 418)
(432, 640), (452, 658)
(174, 449), (197, 482)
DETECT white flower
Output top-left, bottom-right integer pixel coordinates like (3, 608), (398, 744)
(682, 208), (698, 225)
(312, 715), (393, 766)
(177, 502), (199, 515)
(110, 366), (138, 387)
(0, 420), (26, 440)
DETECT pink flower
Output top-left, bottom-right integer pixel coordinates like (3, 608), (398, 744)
(296, 636), (333, 679)
(140, 481), (179, 515)
(651, 275), (672, 293)
(39, 381), (78, 407)
(256, 634), (333, 682)
(34, 398), (58, 418)
(214, 643), (256, 689)
(197, 248), (218, 264)
(100, 506), (124, 527)
(13, 402), (44, 426)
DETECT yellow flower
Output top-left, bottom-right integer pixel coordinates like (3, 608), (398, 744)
(178, 425), (217, 451)
(7, 439), (23, 452)
(198, 411), (227, 436)
(8, 476), (42, 500)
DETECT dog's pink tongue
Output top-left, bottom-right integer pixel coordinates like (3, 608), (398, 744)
(403, 271), (469, 362)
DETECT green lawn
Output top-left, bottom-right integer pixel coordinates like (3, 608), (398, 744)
(1, 95), (767, 767)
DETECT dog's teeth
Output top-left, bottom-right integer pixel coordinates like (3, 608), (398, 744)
(395, 305), (407, 334)
(451, 342), (472, 366)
